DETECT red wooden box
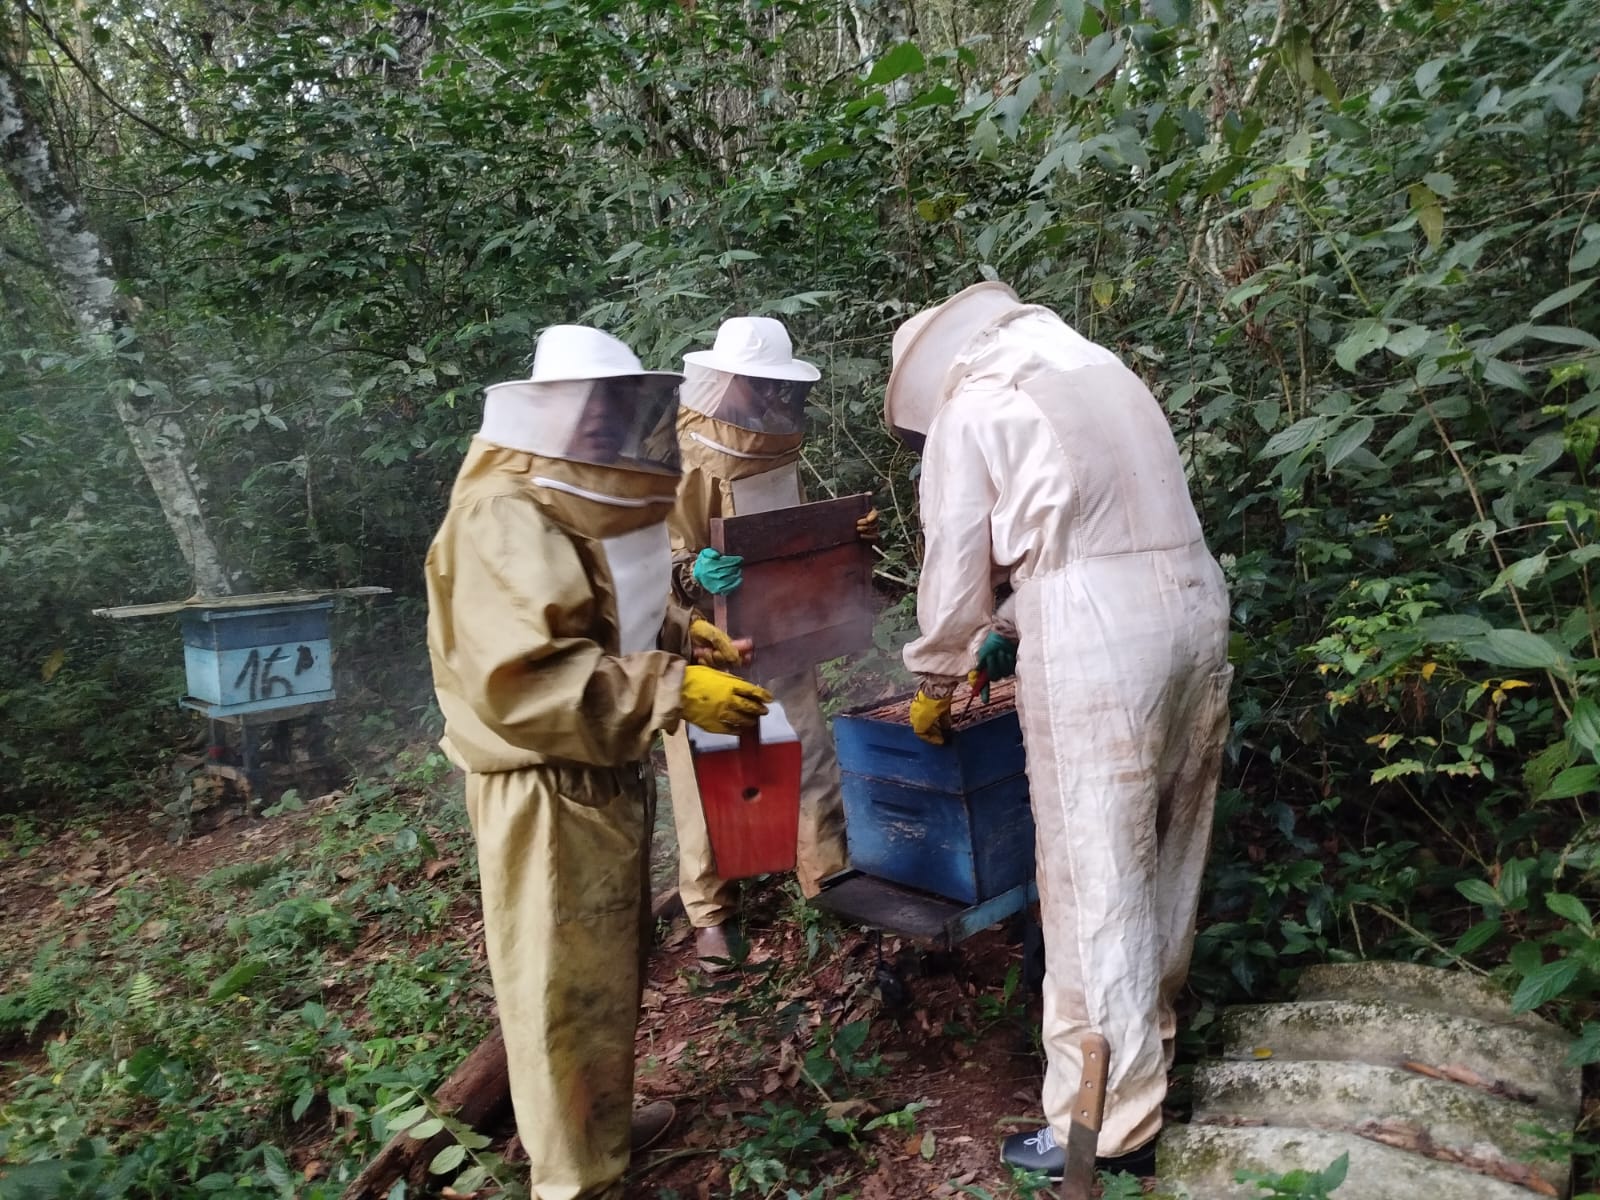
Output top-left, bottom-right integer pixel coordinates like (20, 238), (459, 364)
(688, 704), (802, 879)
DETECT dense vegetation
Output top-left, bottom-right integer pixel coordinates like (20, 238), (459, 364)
(4, 0), (1600, 1194)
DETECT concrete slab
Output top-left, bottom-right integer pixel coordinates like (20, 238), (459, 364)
(1218, 999), (1579, 1114)
(1156, 1124), (1540, 1200)
(1192, 1058), (1567, 1193)
(1296, 962), (1561, 1036)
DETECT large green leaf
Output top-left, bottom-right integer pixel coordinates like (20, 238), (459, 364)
(1461, 628), (1567, 670)
(1323, 417), (1374, 470)
(1057, 33), (1124, 100)
(865, 42), (925, 86)
(429, 1143), (467, 1173)
(1547, 893), (1594, 934)
(208, 957), (268, 1002)
(1570, 698), (1600, 761)
(1531, 279), (1596, 319)
(1456, 878), (1502, 909)
(1566, 1022), (1600, 1067)
(1511, 958), (1581, 1013)
(1528, 325), (1600, 350)
(1260, 416), (1324, 458)
(1544, 765), (1600, 801)
(1334, 321), (1388, 372)
(1418, 614), (1493, 641)
(1573, 228), (1600, 272)
(1385, 324), (1431, 357)
(1483, 358), (1531, 393)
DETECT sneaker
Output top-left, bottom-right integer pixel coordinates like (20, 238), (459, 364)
(1001, 1126), (1064, 1177)
(999, 1127), (1158, 1180)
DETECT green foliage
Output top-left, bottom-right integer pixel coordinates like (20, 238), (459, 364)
(0, 784), (486, 1197)
(0, 939), (90, 1037)
(1098, 1172), (1147, 1200)
(1237, 1152), (1349, 1198)
(375, 1089), (516, 1197)
(5, 0), (1600, 1189)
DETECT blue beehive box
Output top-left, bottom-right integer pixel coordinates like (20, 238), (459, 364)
(834, 686), (1035, 905)
(179, 600), (336, 718)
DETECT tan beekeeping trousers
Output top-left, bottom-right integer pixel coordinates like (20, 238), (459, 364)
(465, 763), (654, 1200)
(665, 667), (848, 927)
(1013, 548), (1232, 1158)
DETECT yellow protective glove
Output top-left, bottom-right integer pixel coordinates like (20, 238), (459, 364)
(856, 507), (881, 545)
(689, 618), (744, 668)
(681, 666), (774, 735)
(909, 690), (953, 745)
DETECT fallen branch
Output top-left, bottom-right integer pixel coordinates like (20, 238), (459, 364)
(339, 1027), (512, 1200)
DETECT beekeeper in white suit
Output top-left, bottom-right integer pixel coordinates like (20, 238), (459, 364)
(886, 283), (1232, 1178)
(664, 317), (873, 970)
(425, 324), (771, 1199)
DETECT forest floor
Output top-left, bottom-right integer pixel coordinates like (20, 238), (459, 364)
(0, 764), (1085, 1200)
(0, 631), (1113, 1198)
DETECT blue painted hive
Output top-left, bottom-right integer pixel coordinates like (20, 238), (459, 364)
(833, 680), (1034, 905)
(179, 600), (335, 718)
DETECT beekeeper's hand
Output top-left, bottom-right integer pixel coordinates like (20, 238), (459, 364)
(689, 618), (751, 668)
(975, 630), (1018, 681)
(909, 690), (953, 745)
(856, 507), (881, 544)
(692, 547), (744, 595)
(682, 666), (773, 734)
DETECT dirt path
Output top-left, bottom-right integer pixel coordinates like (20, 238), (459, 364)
(624, 895), (1051, 1199)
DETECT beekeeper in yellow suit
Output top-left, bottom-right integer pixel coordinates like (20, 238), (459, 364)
(663, 317), (875, 970)
(887, 284), (1232, 1179)
(425, 324), (772, 1200)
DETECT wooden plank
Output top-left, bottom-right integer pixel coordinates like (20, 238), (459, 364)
(94, 586), (391, 620)
(194, 701), (332, 728)
(944, 882), (1037, 945)
(710, 493), (874, 680)
(810, 870), (968, 941)
(711, 493), (871, 564)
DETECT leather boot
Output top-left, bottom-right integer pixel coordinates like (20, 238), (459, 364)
(694, 923), (735, 974)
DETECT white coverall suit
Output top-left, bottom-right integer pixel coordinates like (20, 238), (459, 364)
(426, 328), (757, 1199)
(891, 290), (1232, 1158)
(664, 357), (850, 925)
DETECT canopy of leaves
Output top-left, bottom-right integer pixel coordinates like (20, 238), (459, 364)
(6, 0), (1600, 1191)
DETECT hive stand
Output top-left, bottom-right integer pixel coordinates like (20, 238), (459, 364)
(95, 587), (389, 800)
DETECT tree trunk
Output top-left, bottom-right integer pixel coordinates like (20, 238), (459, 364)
(0, 45), (231, 597)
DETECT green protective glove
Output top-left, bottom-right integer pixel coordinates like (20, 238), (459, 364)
(976, 631), (1018, 681)
(692, 547), (744, 595)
